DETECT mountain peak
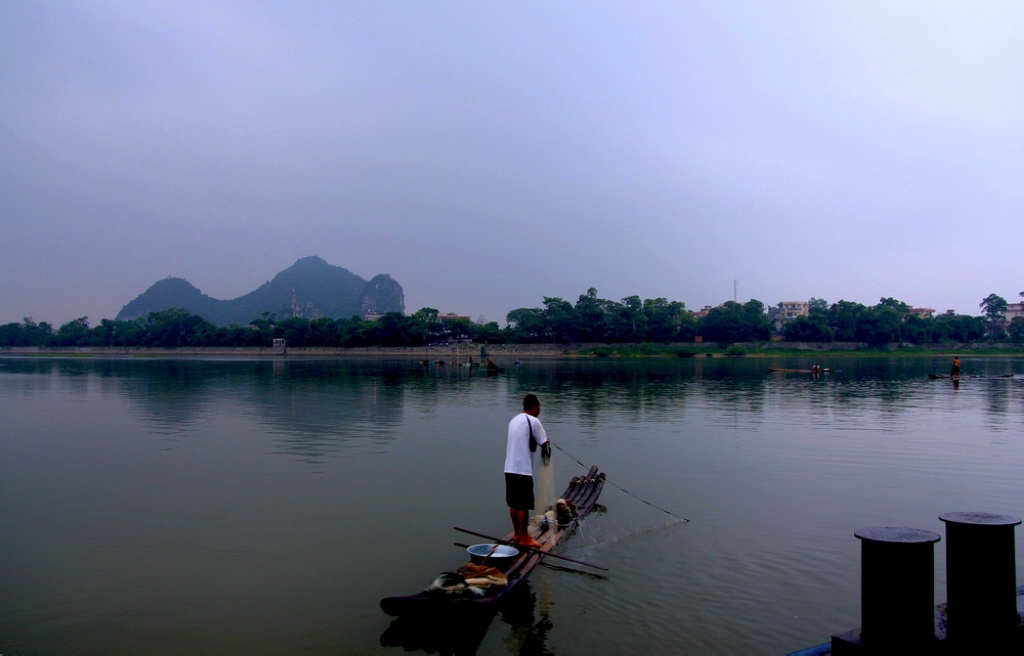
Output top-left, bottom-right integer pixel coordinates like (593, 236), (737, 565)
(116, 258), (404, 325)
(291, 255), (329, 268)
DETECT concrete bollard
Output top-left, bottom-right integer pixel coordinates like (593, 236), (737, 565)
(849, 527), (941, 652)
(939, 512), (1021, 649)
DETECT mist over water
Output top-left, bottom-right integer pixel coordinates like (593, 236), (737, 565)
(1, 355), (1022, 654)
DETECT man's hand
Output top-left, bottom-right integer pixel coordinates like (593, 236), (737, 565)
(541, 442), (551, 464)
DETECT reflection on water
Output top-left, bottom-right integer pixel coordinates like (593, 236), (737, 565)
(381, 608), (496, 655)
(3, 355), (1020, 438)
(380, 582), (561, 656)
(0, 354), (1022, 655)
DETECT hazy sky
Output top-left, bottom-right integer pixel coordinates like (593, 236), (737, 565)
(3, 1), (1022, 327)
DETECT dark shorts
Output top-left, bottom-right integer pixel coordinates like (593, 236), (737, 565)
(505, 472), (534, 511)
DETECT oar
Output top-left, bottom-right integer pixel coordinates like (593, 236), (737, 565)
(453, 526), (608, 571)
(455, 541), (608, 575)
(453, 541), (501, 567)
(480, 542), (499, 566)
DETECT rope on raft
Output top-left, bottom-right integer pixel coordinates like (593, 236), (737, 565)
(551, 442), (691, 524)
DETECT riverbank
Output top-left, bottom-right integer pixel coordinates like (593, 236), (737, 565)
(3, 341), (1024, 358)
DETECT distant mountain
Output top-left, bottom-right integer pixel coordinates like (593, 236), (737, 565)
(116, 256), (405, 326)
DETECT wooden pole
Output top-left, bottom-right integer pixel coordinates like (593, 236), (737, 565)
(453, 527), (608, 571)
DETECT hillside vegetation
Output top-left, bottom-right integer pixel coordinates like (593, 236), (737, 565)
(115, 256), (402, 326)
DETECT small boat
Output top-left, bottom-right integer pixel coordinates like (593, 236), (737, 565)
(380, 466), (606, 617)
(767, 367), (834, 373)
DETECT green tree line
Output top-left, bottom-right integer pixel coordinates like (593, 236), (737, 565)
(2, 290), (1022, 348)
(783, 295), (1024, 344)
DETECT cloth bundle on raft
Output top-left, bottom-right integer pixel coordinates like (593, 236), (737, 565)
(428, 563), (508, 598)
(532, 497), (577, 533)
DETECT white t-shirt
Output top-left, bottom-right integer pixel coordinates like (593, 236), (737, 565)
(504, 412), (548, 476)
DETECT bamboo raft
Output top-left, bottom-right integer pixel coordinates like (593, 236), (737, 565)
(380, 466), (606, 616)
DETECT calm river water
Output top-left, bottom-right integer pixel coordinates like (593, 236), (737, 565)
(1, 354), (1022, 655)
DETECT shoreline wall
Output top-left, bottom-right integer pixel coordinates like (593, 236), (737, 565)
(2, 342), (1022, 358)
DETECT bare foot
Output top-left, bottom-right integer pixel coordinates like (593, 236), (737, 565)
(515, 537), (543, 549)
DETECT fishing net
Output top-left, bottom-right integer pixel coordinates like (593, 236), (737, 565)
(535, 449), (556, 513)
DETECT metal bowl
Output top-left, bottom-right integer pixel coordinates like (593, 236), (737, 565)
(466, 543), (519, 569)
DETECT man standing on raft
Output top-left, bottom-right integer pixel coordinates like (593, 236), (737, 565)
(505, 394), (550, 548)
